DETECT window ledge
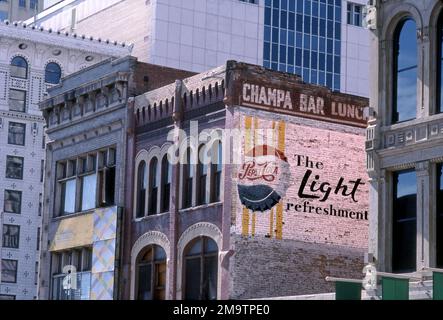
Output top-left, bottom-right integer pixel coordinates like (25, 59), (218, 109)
(52, 208), (95, 221)
(133, 211), (169, 222)
(179, 201), (222, 214)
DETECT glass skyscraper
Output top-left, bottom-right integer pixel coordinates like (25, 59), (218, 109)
(264, 0), (342, 91)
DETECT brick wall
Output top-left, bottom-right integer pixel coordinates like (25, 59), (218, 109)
(228, 107), (369, 298)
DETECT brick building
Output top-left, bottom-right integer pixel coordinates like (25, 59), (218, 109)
(37, 56), (193, 300)
(124, 61), (370, 300)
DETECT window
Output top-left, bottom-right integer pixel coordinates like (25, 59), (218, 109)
(45, 62), (62, 84)
(4, 190), (22, 214)
(184, 237), (218, 300)
(211, 141), (222, 203)
(347, 2), (363, 27)
(8, 122), (26, 146)
(393, 18), (417, 123)
(392, 170), (417, 273)
(0, 11), (9, 22)
(41, 160), (45, 182)
(197, 145), (208, 206)
(19, 0), (26, 8)
(438, 14), (443, 113)
(136, 161), (147, 218)
(9, 89), (26, 112)
(37, 227), (41, 251)
(437, 164), (443, 267)
(1, 260), (18, 283)
(148, 158), (158, 215)
(6, 156), (24, 180)
(2, 225), (20, 249)
(161, 155), (171, 212)
(136, 245), (167, 300)
(30, 0), (38, 10)
(35, 262), (39, 286)
(0, 295), (15, 300)
(57, 149), (115, 216)
(182, 148), (194, 209)
(10, 56), (28, 79)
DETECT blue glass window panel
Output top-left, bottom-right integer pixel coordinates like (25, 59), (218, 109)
(296, 14), (303, 32)
(264, 26), (271, 42)
(289, 0), (295, 12)
(320, 3), (326, 18)
(334, 74), (341, 89)
(327, 54), (333, 72)
(288, 12), (295, 30)
(335, 22), (341, 39)
(264, 42), (271, 60)
(319, 71), (325, 85)
(266, 0), (271, 7)
(303, 69), (310, 82)
(394, 18), (417, 123)
(281, 0), (287, 10)
(280, 45), (287, 63)
(288, 31), (295, 46)
(272, 27), (279, 43)
(319, 19), (326, 37)
(271, 62), (278, 70)
(295, 48), (302, 66)
(335, 0), (341, 6)
(335, 6), (341, 22)
(319, 37), (326, 52)
(312, 35), (318, 51)
(334, 55), (340, 73)
(288, 46), (295, 65)
(273, 9), (279, 26)
(272, 43), (279, 61)
(273, 0), (279, 8)
(326, 73), (333, 87)
(304, 16), (311, 33)
(311, 51), (318, 69)
(288, 65), (295, 74)
(311, 70), (318, 84)
(334, 40), (340, 55)
(279, 64), (286, 72)
(303, 50), (310, 68)
(327, 20), (334, 38)
(304, 34), (311, 49)
(264, 60), (271, 68)
(295, 66), (302, 76)
(296, 32), (302, 47)
(327, 39), (333, 54)
(327, 5), (334, 20)
(297, 0), (303, 13)
(265, 8), (271, 25)
(305, 0), (311, 16)
(319, 53), (325, 70)
(281, 10), (287, 29)
(312, 1), (319, 15)
(280, 30), (287, 45)
(312, 17), (318, 36)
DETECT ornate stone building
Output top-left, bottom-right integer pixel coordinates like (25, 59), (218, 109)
(366, 0), (443, 277)
(0, 20), (131, 300)
(37, 56), (193, 300)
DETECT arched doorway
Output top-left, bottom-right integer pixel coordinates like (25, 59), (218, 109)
(136, 245), (167, 300)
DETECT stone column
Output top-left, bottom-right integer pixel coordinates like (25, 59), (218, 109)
(416, 161), (431, 270)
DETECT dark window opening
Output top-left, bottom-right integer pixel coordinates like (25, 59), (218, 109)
(136, 161), (147, 218)
(161, 155), (171, 212)
(136, 245), (167, 300)
(148, 158), (158, 215)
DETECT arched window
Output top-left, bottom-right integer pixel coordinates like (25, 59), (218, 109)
(10, 57), (28, 79)
(196, 145), (208, 206)
(161, 155), (171, 212)
(211, 141), (222, 203)
(182, 148), (193, 209)
(148, 158), (158, 215)
(136, 161), (147, 218)
(136, 245), (167, 300)
(438, 14), (443, 113)
(45, 62), (62, 84)
(184, 237), (218, 300)
(393, 18), (417, 123)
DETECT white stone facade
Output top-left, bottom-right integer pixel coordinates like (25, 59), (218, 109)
(0, 21), (130, 300)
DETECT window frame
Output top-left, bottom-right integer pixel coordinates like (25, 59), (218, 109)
(4, 189), (22, 214)
(5, 155), (24, 180)
(8, 121), (26, 146)
(10, 56), (28, 79)
(9, 89), (27, 113)
(135, 245), (167, 300)
(2, 224), (20, 249)
(1, 259), (18, 284)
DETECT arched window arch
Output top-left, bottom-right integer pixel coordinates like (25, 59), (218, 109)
(196, 145), (208, 206)
(136, 245), (167, 300)
(45, 62), (62, 84)
(393, 18), (417, 123)
(183, 236), (218, 300)
(211, 140), (222, 203)
(182, 147), (194, 209)
(10, 56), (28, 79)
(148, 157), (159, 215)
(136, 161), (147, 218)
(161, 154), (171, 213)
